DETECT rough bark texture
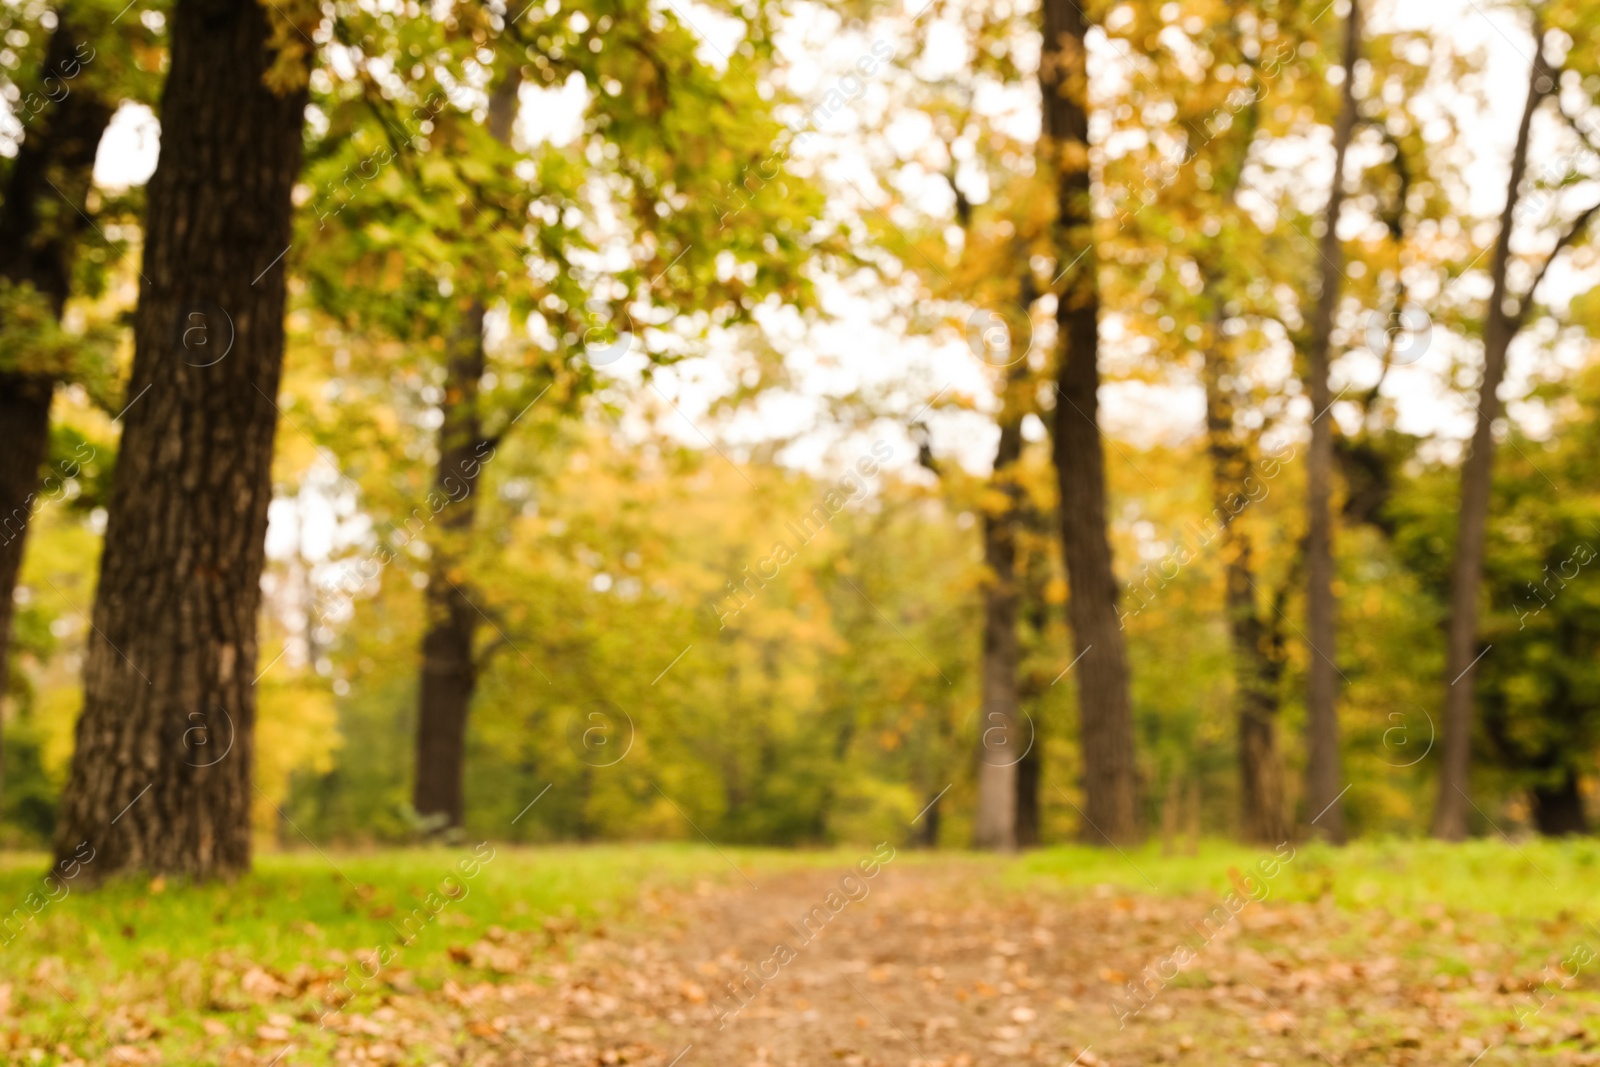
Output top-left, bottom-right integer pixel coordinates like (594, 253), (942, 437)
(1303, 0), (1361, 844)
(0, 18), (114, 788)
(52, 0), (308, 878)
(1431, 36), (1549, 840)
(1201, 351), (1288, 845)
(1040, 0), (1139, 843)
(973, 400), (1024, 851)
(411, 70), (522, 830)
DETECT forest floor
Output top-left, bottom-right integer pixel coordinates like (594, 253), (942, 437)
(4, 840), (1600, 1065)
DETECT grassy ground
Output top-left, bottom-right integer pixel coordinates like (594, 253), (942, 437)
(0, 843), (757, 1063)
(2, 838), (1597, 1064)
(1021, 838), (1600, 983)
(1020, 836), (1600, 968)
(2, 843), (733, 974)
(1019, 838), (1600, 1064)
(1018, 836), (1600, 921)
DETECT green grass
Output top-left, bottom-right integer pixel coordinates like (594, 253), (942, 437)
(1016, 836), (1600, 923)
(1018, 836), (1600, 993)
(1018, 838), (1600, 1062)
(1, 843), (734, 973)
(0, 843), (779, 1062)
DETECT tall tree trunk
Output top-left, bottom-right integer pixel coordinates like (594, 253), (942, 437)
(1040, 0), (1139, 843)
(1201, 350), (1287, 844)
(1431, 32), (1549, 840)
(1232, 559), (1287, 842)
(1014, 500), (1051, 849)
(915, 787), (941, 847)
(0, 17), (114, 794)
(973, 397), (1024, 850)
(1303, 0), (1361, 844)
(0, 377), (54, 704)
(411, 304), (489, 831)
(1014, 724), (1041, 848)
(411, 70), (522, 831)
(52, 0), (309, 878)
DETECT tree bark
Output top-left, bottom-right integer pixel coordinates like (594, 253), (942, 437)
(411, 304), (490, 831)
(973, 396), (1024, 851)
(1431, 32), (1550, 840)
(1303, 0), (1361, 844)
(52, 0), (308, 878)
(411, 70), (522, 831)
(0, 17), (114, 792)
(0, 377), (55, 790)
(1202, 351), (1288, 844)
(1014, 723), (1041, 848)
(915, 787), (941, 847)
(1014, 485), (1051, 849)
(1040, 0), (1139, 843)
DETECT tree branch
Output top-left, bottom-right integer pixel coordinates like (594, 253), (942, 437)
(1516, 197), (1600, 329)
(1557, 98), (1600, 164)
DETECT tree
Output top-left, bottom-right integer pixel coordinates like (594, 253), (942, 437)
(1040, 0), (1139, 842)
(1303, 0), (1361, 844)
(0, 10), (117, 792)
(1431, 10), (1598, 838)
(1200, 343), (1293, 844)
(850, 0), (1051, 850)
(410, 69), (522, 831)
(52, 0), (313, 878)
(1445, 365), (1600, 835)
(291, 0), (828, 831)
(973, 349), (1031, 850)
(1132, 4), (1301, 846)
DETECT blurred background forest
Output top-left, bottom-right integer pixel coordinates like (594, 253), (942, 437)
(5, 0), (1600, 862)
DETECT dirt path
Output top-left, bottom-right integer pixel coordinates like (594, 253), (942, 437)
(422, 854), (1595, 1067)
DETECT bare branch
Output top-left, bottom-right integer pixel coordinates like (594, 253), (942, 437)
(1516, 198), (1600, 328)
(1556, 99), (1600, 163)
